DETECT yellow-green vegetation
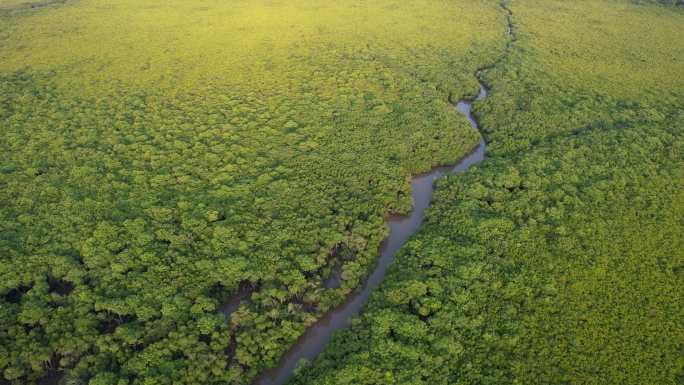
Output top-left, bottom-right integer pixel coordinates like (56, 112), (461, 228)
(291, 1), (684, 384)
(0, 0), (506, 384)
(0, 0), (63, 11)
(479, 0), (684, 155)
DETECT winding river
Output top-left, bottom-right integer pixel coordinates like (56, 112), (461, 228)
(253, 83), (489, 385)
(254, 3), (516, 383)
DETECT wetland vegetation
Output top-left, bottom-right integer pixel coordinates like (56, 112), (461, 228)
(1, 0), (683, 384)
(0, 1), (503, 384)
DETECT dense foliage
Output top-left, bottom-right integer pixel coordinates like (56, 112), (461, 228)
(0, 1), (507, 384)
(638, 0), (683, 5)
(290, 0), (684, 384)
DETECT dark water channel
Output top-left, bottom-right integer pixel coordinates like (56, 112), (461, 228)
(253, 83), (489, 385)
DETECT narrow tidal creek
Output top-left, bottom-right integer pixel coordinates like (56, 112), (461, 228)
(253, 83), (490, 385)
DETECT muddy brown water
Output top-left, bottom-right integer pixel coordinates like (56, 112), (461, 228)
(252, 83), (489, 385)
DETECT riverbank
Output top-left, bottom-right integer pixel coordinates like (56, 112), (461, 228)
(287, 1), (684, 384)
